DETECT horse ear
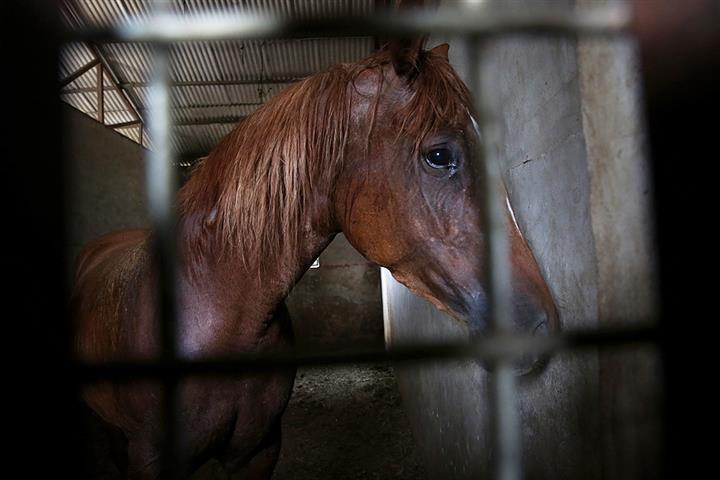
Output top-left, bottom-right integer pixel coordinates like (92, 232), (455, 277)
(389, 35), (428, 78)
(430, 43), (449, 60)
(388, 0), (435, 78)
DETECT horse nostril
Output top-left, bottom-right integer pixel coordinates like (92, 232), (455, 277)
(510, 315), (551, 377)
(532, 318), (549, 337)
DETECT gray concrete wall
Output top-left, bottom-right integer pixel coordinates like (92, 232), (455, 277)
(383, 2), (661, 478)
(287, 234), (384, 351)
(64, 104), (383, 348)
(64, 103), (149, 272)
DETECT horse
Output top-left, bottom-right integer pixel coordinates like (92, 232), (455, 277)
(71, 38), (558, 479)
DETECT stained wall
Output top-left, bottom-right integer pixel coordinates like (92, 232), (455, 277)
(382, 2), (661, 477)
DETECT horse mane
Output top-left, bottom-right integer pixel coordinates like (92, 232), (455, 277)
(177, 46), (473, 272)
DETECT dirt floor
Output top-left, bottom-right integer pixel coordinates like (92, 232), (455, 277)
(193, 365), (427, 480)
(272, 365), (427, 480)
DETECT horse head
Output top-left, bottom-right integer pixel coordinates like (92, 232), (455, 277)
(333, 39), (559, 374)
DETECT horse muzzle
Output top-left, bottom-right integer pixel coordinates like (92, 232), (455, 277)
(467, 294), (557, 377)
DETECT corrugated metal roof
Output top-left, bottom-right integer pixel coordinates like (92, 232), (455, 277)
(59, 0), (376, 162)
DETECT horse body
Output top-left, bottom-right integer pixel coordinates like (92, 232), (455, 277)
(73, 223), (313, 476)
(73, 41), (558, 479)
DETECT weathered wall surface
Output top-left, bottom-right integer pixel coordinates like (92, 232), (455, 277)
(64, 105), (383, 347)
(383, 2), (661, 478)
(64, 103), (149, 272)
(577, 18), (661, 478)
(286, 233), (384, 351)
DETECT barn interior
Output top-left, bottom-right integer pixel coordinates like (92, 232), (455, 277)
(5, 0), (719, 479)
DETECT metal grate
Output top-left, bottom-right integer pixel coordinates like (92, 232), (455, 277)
(68, 2), (657, 479)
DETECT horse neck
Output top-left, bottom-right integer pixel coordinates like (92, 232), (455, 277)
(176, 179), (338, 346)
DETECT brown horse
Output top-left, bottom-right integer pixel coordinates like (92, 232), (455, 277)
(72, 39), (558, 479)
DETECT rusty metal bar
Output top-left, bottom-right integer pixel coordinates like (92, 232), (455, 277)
(111, 116), (245, 128)
(108, 119), (141, 129)
(65, 0), (145, 127)
(96, 63), (104, 123)
(59, 58), (100, 88)
(89, 45), (145, 124)
(62, 79), (300, 94)
(172, 115), (245, 126)
(123, 78), (303, 88)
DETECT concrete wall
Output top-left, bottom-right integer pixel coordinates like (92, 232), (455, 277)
(286, 234), (384, 351)
(64, 104), (383, 348)
(383, 2), (661, 478)
(64, 103), (149, 271)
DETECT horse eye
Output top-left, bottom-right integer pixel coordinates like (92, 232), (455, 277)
(424, 148), (456, 169)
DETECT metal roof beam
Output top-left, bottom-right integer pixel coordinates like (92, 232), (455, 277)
(65, 0), (145, 127)
(61, 78), (298, 94)
(173, 116), (245, 126)
(59, 58), (101, 88)
(89, 45), (145, 122)
(109, 116), (245, 128)
(108, 119), (142, 129)
(121, 78), (302, 89)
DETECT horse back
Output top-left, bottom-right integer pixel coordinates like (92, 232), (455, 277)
(71, 229), (155, 362)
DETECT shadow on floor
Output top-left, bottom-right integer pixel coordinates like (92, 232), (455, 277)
(194, 365), (426, 480)
(272, 365), (427, 480)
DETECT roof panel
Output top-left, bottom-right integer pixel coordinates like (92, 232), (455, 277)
(59, 42), (96, 79)
(60, 0), (376, 156)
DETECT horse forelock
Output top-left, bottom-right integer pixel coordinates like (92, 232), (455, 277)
(177, 47), (473, 272)
(394, 49), (474, 156)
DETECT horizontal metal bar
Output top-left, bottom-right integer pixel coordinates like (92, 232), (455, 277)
(69, 5), (631, 43)
(173, 115), (246, 126)
(63, 80), (300, 94)
(140, 102), (263, 112)
(75, 323), (658, 383)
(108, 119), (142, 129)
(122, 78), (302, 88)
(111, 116), (245, 128)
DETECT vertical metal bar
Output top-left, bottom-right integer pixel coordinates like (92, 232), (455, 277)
(148, 41), (182, 478)
(147, 0), (181, 475)
(96, 64), (104, 124)
(465, 36), (522, 480)
(147, 43), (177, 359)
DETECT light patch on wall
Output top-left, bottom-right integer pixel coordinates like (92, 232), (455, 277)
(380, 267), (392, 347)
(506, 195), (524, 240)
(310, 258), (320, 269)
(461, 0), (488, 7)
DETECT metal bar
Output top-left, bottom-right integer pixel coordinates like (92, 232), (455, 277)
(59, 58), (100, 88)
(172, 115), (245, 126)
(146, 32), (183, 478)
(111, 116), (245, 128)
(71, 5), (632, 43)
(108, 119), (142, 129)
(62, 79), (301, 94)
(123, 78), (302, 88)
(64, 0), (145, 126)
(96, 64), (104, 123)
(465, 37), (521, 480)
(140, 102), (263, 111)
(62, 85), (119, 94)
(89, 44), (145, 124)
(74, 323), (660, 383)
